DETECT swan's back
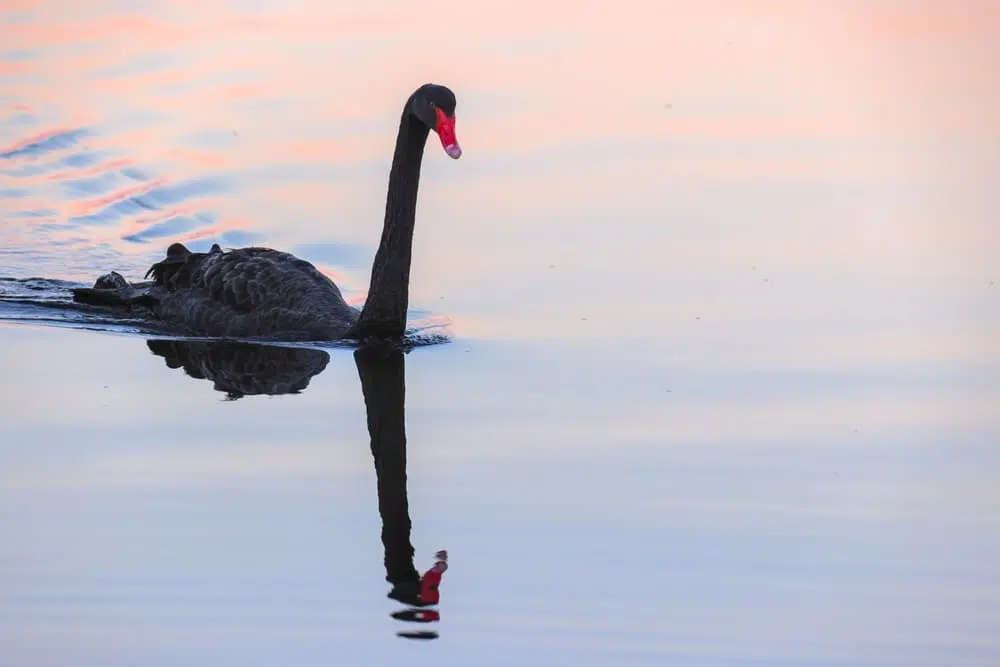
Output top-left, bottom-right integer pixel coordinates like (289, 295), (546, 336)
(146, 243), (360, 339)
(149, 244), (334, 307)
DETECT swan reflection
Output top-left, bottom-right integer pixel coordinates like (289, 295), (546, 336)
(147, 339), (330, 398)
(146, 337), (447, 639)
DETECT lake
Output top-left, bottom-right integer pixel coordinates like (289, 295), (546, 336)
(1, 1), (999, 665)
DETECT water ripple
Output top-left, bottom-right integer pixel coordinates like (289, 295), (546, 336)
(122, 212), (215, 244)
(0, 127), (89, 160)
(0, 276), (78, 304)
(67, 177), (227, 226)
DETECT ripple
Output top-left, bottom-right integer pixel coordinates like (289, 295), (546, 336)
(122, 212), (214, 243)
(49, 156), (137, 183)
(0, 276), (79, 304)
(60, 169), (125, 197)
(58, 151), (101, 168)
(65, 177), (225, 224)
(0, 127), (89, 160)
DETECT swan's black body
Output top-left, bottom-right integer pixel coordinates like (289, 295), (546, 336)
(85, 242), (361, 340)
(71, 83), (460, 341)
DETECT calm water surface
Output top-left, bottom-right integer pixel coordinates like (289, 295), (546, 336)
(2, 1), (999, 665)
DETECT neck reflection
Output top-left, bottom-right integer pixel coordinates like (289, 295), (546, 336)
(146, 338), (448, 639)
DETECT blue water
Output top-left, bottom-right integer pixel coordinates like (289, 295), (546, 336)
(2, 1), (999, 665)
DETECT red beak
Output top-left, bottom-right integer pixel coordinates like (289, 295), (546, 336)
(433, 107), (462, 159)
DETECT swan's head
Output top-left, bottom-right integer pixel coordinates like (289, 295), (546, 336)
(409, 83), (461, 160)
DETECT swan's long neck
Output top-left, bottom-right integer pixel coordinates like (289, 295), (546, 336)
(354, 112), (429, 339)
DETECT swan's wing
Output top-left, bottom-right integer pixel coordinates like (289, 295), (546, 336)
(154, 246), (345, 313)
(146, 246), (358, 338)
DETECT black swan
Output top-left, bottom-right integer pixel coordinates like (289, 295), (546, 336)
(72, 83), (462, 341)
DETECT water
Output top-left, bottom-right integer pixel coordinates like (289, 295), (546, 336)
(2, 1), (999, 665)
